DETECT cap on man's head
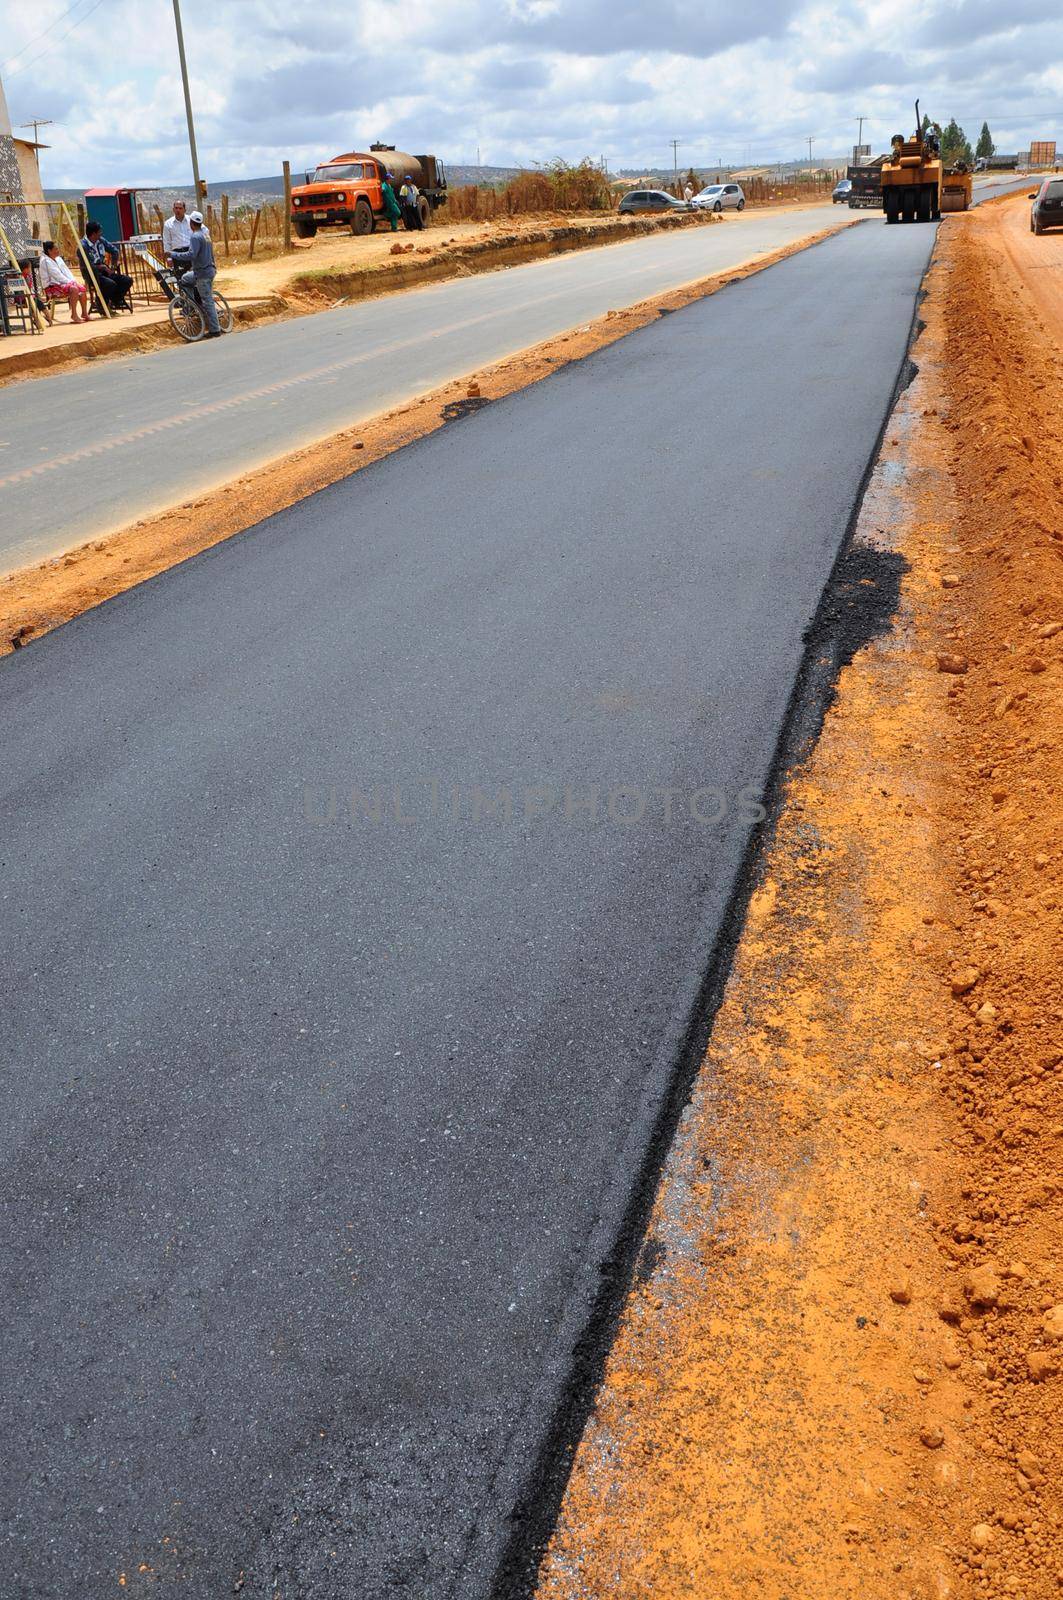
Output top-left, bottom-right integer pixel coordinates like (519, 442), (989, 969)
(189, 210), (204, 224)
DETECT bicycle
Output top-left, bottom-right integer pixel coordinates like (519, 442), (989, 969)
(155, 265), (234, 343)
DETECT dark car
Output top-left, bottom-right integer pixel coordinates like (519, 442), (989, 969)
(1030, 177), (1063, 234)
(832, 178), (852, 203)
(618, 189), (692, 215)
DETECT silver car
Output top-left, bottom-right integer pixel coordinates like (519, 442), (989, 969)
(692, 182), (745, 213)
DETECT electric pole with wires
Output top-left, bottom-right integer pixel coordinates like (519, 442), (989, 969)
(171, 0), (204, 206)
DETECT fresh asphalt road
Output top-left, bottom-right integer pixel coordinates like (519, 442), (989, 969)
(0, 206), (856, 572)
(972, 171), (1041, 203)
(2, 220), (934, 1598)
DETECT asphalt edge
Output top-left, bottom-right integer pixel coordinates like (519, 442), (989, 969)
(480, 231), (937, 1600)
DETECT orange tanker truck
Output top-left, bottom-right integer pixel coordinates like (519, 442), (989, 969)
(881, 101), (971, 222)
(290, 143), (448, 238)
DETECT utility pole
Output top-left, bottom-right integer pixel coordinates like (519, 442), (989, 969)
(807, 136), (814, 168)
(669, 138), (680, 182)
(19, 117), (53, 147)
(856, 115), (866, 151)
(171, 0), (204, 205)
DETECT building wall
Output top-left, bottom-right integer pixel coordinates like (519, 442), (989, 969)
(0, 70), (32, 256)
(15, 139), (44, 205)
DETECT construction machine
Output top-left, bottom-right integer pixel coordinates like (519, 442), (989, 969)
(880, 102), (971, 222)
(941, 165), (973, 213)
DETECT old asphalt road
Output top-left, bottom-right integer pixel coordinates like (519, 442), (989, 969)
(0, 220), (934, 1598)
(0, 206), (854, 573)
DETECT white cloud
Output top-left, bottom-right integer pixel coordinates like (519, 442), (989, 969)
(2, 0), (1060, 186)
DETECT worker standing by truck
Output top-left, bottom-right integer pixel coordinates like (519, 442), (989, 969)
(399, 176), (422, 230)
(380, 173), (402, 232)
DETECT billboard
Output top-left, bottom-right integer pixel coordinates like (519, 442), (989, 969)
(1030, 140), (1057, 167)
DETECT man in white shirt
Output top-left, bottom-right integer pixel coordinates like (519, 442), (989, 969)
(162, 199), (192, 265)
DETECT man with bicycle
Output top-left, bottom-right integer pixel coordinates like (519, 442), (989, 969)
(171, 211), (222, 339)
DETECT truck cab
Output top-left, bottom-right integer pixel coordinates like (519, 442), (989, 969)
(290, 148), (447, 238)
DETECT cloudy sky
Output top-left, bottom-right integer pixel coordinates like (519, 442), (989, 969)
(3, 0), (1061, 187)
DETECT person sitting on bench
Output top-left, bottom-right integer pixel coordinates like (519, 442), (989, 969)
(37, 242), (90, 322)
(79, 222), (133, 310)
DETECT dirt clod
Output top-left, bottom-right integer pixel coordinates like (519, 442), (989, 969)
(964, 1266), (1002, 1310)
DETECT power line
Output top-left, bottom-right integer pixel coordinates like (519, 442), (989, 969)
(1, 0), (99, 70)
(3, 0), (109, 80)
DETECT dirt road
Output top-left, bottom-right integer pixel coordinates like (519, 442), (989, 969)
(215, 201), (834, 301)
(982, 181), (1063, 329)
(539, 190), (1063, 1600)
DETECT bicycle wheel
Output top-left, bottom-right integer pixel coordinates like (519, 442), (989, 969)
(169, 292), (205, 342)
(212, 292), (234, 335)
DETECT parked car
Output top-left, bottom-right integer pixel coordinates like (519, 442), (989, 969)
(1030, 176), (1063, 234)
(618, 189), (693, 214)
(692, 182), (745, 213)
(832, 178), (852, 203)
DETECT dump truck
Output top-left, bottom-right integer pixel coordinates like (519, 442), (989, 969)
(847, 158), (885, 208)
(880, 102), (970, 222)
(289, 144), (447, 238)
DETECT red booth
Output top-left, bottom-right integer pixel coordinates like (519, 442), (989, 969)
(84, 187), (143, 242)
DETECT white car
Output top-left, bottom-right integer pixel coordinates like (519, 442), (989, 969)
(692, 182), (745, 213)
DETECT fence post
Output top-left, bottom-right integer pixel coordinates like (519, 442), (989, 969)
(248, 206), (262, 260)
(283, 162), (292, 251)
(222, 194), (230, 256)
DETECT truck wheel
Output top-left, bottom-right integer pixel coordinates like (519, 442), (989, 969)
(293, 218), (317, 239)
(417, 196), (430, 228)
(352, 199), (374, 236)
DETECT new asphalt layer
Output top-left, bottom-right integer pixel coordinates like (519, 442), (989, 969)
(0, 219), (934, 1598)
(0, 206), (852, 573)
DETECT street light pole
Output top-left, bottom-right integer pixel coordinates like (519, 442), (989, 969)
(171, 0), (203, 205)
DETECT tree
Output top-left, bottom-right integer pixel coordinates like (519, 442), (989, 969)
(941, 118), (973, 165)
(976, 121), (995, 160)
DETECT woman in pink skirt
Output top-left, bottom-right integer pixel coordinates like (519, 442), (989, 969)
(37, 242), (90, 322)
